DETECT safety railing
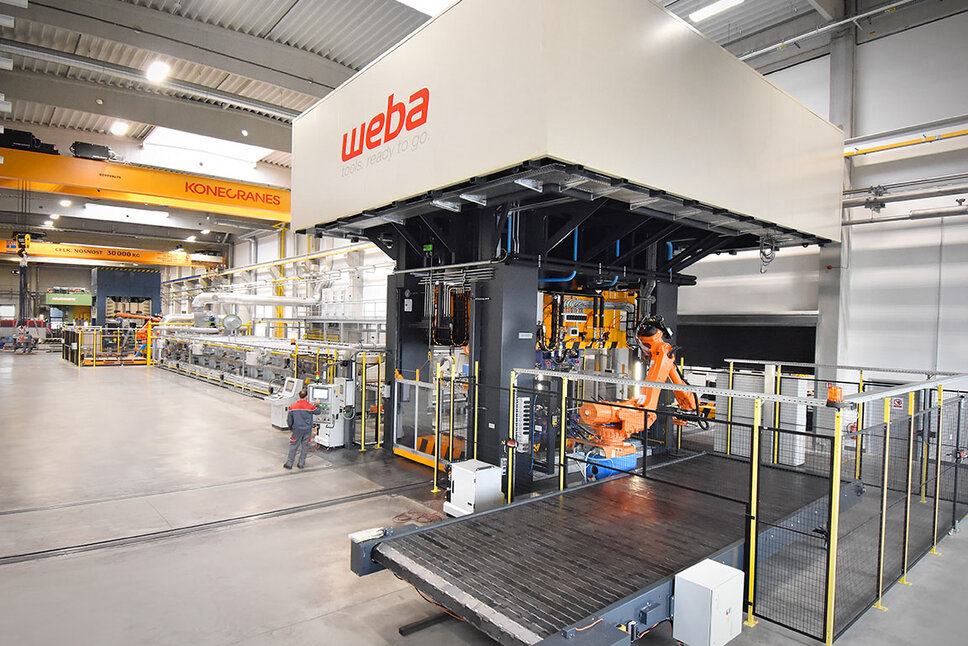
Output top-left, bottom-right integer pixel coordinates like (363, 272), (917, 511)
(392, 362), (480, 491)
(505, 366), (968, 645)
(61, 326), (148, 367)
(355, 351), (387, 451)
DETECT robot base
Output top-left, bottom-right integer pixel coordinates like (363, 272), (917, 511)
(585, 453), (637, 480)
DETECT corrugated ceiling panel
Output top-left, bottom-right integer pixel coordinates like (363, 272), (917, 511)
(215, 75), (317, 113)
(3, 100), (55, 127)
(1, 99), (150, 138)
(119, 0), (297, 38)
(265, 0), (428, 70)
(73, 35), (230, 88)
(47, 106), (149, 136)
(663, 0), (820, 45)
(11, 53), (72, 77)
(1, 18), (79, 52)
(259, 151), (293, 167)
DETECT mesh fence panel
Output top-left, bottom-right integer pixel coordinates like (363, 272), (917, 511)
(645, 413), (751, 504)
(753, 427), (832, 640)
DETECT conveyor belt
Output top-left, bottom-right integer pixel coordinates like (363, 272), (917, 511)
(374, 454), (829, 645)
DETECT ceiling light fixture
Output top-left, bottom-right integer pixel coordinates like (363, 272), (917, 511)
(689, 0), (744, 23)
(200, 229), (210, 235)
(43, 220), (53, 226)
(145, 60), (171, 83)
(110, 120), (130, 136)
(185, 235), (197, 242)
(59, 199), (72, 207)
(82, 203), (170, 226)
(240, 129), (248, 137)
(50, 214), (60, 220)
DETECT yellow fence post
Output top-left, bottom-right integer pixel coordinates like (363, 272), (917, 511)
(744, 398), (763, 628)
(931, 385), (944, 555)
(856, 370), (865, 479)
(773, 367), (781, 464)
(824, 410), (845, 646)
(900, 391), (915, 585)
(360, 352), (367, 452)
(146, 322), (152, 366)
(727, 361), (734, 455)
(473, 361), (480, 460)
(559, 376), (569, 491)
(921, 387), (930, 504)
(449, 361), (456, 462)
(376, 354), (383, 449)
(873, 398), (891, 611)
(431, 363), (442, 493)
(93, 329), (97, 367)
(507, 370), (516, 505)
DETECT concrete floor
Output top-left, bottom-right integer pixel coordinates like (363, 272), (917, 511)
(1, 353), (965, 645)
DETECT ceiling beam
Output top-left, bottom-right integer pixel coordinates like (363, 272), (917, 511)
(806, 0), (845, 21)
(1, 70), (292, 151)
(6, 0), (353, 98)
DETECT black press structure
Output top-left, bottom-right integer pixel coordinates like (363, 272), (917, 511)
(299, 159), (831, 492)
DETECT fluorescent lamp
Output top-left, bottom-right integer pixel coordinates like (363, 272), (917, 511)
(185, 235), (197, 242)
(200, 229), (210, 235)
(59, 199), (72, 207)
(110, 121), (130, 136)
(690, 0), (744, 23)
(145, 60), (170, 83)
(43, 220), (53, 226)
(50, 214), (60, 220)
(394, 0), (452, 16)
(82, 203), (170, 226)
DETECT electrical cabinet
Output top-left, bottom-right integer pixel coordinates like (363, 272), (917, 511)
(673, 559), (743, 646)
(443, 460), (503, 517)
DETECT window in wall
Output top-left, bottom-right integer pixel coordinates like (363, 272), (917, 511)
(0, 304), (15, 318)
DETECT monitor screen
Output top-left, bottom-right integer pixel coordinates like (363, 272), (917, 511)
(309, 385), (329, 402)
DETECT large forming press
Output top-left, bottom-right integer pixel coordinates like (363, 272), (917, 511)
(286, 0), (848, 644)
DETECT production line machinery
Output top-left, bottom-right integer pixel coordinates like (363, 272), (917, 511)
(153, 333), (383, 397)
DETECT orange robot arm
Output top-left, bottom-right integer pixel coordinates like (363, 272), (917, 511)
(577, 316), (698, 457)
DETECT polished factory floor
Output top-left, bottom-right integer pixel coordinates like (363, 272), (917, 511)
(1, 353), (965, 646)
(0, 353), (492, 645)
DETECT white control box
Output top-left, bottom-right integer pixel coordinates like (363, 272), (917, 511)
(442, 460), (503, 517)
(673, 559), (743, 646)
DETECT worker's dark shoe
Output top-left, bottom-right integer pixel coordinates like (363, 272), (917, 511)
(283, 463), (293, 470)
(296, 464), (305, 469)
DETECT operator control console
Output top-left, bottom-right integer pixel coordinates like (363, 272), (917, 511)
(308, 378), (354, 448)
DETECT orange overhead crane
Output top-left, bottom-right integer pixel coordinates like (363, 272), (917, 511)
(1, 239), (223, 268)
(0, 148), (290, 222)
(577, 316), (700, 458)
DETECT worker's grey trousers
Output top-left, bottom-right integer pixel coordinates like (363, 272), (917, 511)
(286, 432), (311, 468)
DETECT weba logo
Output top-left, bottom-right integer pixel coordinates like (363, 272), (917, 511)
(341, 88), (430, 162)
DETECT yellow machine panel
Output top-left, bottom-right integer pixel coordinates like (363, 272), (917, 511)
(539, 290), (636, 350)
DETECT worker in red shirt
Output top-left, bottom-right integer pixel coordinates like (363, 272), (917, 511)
(284, 389), (321, 470)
